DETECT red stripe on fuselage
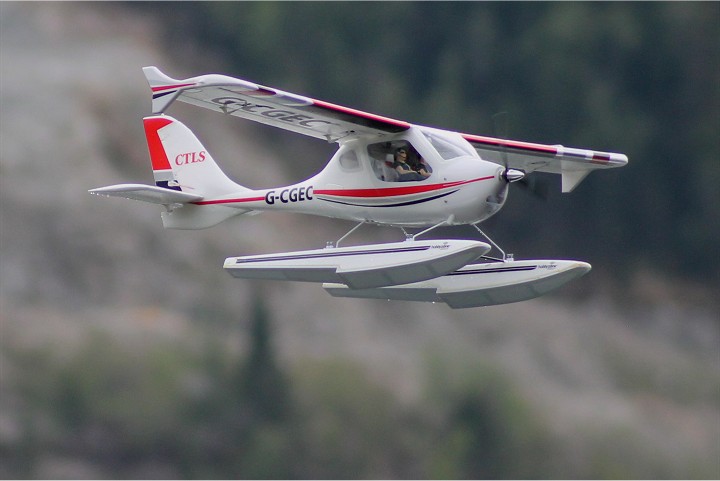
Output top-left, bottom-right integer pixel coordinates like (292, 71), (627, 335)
(314, 176), (495, 198)
(194, 196), (266, 206)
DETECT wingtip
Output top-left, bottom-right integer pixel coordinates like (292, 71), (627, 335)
(142, 66), (178, 87)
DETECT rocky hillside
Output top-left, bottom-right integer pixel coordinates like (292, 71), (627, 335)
(1, 3), (717, 478)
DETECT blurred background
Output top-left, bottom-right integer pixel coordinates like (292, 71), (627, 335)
(0, 2), (718, 478)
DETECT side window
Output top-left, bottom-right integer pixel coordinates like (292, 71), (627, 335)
(367, 141), (432, 182)
(338, 149), (360, 171)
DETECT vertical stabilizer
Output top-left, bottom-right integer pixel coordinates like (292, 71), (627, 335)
(144, 115), (244, 198)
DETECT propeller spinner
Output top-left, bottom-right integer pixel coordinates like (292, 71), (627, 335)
(502, 168), (526, 183)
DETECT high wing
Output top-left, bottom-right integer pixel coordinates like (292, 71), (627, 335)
(462, 133), (628, 192)
(144, 66), (627, 192)
(143, 66), (409, 143)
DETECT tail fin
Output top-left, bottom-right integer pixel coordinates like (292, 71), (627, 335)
(144, 115), (242, 198)
(91, 115), (253, 230)
(145, 115), (254, 229)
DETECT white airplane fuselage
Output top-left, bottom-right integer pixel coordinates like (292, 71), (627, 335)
(195, 126), (509, 227)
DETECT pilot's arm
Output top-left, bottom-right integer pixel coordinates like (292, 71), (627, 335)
(395, 161), (413, 174)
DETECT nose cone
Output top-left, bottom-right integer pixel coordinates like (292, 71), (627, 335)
(503, 168), (526, 183)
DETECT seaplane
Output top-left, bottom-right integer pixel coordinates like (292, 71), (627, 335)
(90, 66), (628, 308)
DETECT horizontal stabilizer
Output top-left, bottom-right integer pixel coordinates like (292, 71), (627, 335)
(89, 184), (203, 205)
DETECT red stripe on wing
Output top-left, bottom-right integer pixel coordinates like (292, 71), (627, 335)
(151, 83), (196, 93)
(311, 99), (411, 130)
(462, 134), (558, 155)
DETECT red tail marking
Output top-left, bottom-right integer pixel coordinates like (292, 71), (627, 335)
(144, 117), (173, 171)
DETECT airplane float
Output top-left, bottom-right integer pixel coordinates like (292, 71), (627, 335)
(91, 67), (628, 308)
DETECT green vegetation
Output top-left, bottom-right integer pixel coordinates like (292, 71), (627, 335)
(3, 300), (716, 479)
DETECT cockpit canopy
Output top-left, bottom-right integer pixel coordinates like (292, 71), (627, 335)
(365, 128), (478, 183)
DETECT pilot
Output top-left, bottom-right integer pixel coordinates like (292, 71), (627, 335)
(410, 152), (432, 179)
(394, 147), (427, 182)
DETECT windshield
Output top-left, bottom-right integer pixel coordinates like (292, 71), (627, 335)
(421, 127), (477, 160)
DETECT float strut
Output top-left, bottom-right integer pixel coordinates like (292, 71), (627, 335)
(412, 215), (455, 241)
(471, 223), (511, 261)
(334, 221), (365, 248)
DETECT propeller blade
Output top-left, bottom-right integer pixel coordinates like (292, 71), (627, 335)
(491, 111), (547, 200)
(516, 176), (549, 200)
(491, 111), (510, 169)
